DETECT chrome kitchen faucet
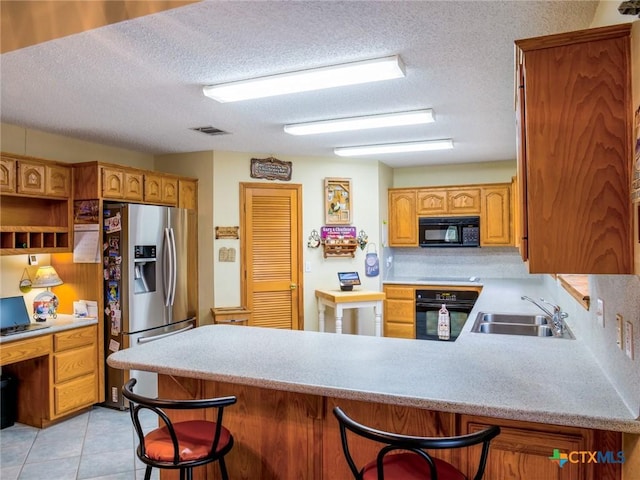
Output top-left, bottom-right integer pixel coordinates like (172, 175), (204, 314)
(521, 296), (569, 336)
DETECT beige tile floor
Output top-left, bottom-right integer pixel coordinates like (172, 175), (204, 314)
(0, 406), (159, 480)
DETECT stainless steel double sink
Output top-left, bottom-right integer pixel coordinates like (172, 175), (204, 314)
(471, 312), (574, 339)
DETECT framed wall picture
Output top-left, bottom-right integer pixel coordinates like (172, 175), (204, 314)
(325, 178), (352, 225)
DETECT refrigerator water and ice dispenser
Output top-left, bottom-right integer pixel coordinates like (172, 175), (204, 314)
(134, 245), (156, 294)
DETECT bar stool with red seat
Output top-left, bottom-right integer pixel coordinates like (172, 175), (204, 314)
(123, 378), (236, 480)
(333, 406), (500, 480)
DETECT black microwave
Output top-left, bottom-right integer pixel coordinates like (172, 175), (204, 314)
(419, 216), (480, 247)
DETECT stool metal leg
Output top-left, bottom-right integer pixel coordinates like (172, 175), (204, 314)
(144, 466), (152, 480)
(219, 457), (230, 480)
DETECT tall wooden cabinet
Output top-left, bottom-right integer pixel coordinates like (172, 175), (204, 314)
(515, 24), (633, 274)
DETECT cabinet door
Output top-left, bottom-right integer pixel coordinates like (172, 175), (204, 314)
(389, 190), (417, 246)
(45, 165), (71, 197)
(17, 161), (45, 195)
(448, 188), (481, 214)
(101, 167), (124, 199)
(460, 416), (589, 480)
(179, 179), (198, 210)
(161, 177), (178, 205)
(123, 171), (143, 201)
(481, 186), (511, 245)
(0, 157), (16, 193)
(383, 286), (415, 339)
(144, 174), (162, 203)
(417, 189), (448, 215)
(516, 25), (632, 273)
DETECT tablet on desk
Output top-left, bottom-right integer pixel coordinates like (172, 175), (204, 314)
(337, 272), (361, 291)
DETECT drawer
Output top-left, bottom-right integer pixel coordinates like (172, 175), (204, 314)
(385, 322), (415, 339)
(54, 326), (95, 352)
(384, 286), (415, 300)
(54, 374), (97, 416)
(54, 345), (96, 383)
(385, 299), (415, 323)
(1, 335), (51, 366)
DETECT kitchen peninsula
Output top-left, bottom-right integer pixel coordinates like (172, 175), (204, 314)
(108, 281), (638, 479)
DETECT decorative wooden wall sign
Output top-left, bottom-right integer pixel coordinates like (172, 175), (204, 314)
(215, 226), (239, 239)
(250, 157), (292, 181)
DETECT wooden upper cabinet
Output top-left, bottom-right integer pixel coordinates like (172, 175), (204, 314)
(0, 157), (16, 193)
(417, 187), (480, 215)
(161, 177), (178, 205)
(145, 174), (177, 205)
(417, 189), (447, 215)
(18, 161), (46, 195)
(101, 167), (124, 198)
(481, 185), (511, 246)
(123, 171), (143, 201)
(46, 164), (71, 197)
(448, 188), (480, 214)
(515, 24), (632, 273)
(389, 190), (417, 246)
(144, 174), (162, 203)
(179, 179), (198, 210)
(102, 167), (143, 201)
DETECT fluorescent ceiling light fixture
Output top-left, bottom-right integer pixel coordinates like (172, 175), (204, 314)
(284, 109), (434, 135)
(202, 55), (405, 103)
(334, 139), (454, 157)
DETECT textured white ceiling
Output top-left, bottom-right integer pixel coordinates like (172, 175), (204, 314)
(0, 1), (600, 167)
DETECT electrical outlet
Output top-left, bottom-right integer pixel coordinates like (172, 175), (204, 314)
(616, 314), (623, 349)
(596, 298), (604, 327)
(624, 321), (634, 360)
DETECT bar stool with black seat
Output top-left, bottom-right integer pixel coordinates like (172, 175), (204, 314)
(123, 378), (237, 480)
(333, 406), (500, 480)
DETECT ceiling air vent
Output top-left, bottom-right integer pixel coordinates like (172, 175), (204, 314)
(618, 1), (640, 17)
(190, 126), (229, 136)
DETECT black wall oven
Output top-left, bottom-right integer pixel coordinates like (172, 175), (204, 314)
(415, 289), (479, 341)
(419, 216), (480, 247)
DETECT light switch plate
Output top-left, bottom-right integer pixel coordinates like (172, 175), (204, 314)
(625, 321), (634, 360)
(596, 298), (604, 327)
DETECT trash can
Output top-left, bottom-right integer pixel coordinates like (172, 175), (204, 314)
(1, 374), (17, 429)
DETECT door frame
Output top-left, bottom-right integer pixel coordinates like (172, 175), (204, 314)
(239, 182), (304, 329)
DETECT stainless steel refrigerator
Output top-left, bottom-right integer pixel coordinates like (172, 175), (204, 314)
(103, 203), (195, 409)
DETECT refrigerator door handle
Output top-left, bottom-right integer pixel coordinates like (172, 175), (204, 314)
(168, 227), (177, 306)
(163, 227), (173, 307)
(137, 324), (193, 344)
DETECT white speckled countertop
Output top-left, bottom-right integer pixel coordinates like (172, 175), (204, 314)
(108, 278), (640, 434)
(0, 314), (98, 344)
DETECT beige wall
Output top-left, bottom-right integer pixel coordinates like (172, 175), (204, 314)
(392, 160), (516, 188)
(1, 122), (154, 168)
(210, 151), (385, 334)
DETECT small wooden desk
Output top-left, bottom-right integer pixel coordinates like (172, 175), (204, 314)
(315, 289), (385, 336)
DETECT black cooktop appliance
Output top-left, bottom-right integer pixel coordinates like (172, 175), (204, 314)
(415, 289), (479, 341)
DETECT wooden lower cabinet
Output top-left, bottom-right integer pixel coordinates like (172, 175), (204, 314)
(383, 285), (415, 339)
(0, 325), (98, 427)
(158, 375), (622, 480)
(52, 326), (98, 418)
(459, 415), (621, 480)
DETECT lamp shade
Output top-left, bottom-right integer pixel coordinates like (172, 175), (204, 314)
(32, 266), (63, 288)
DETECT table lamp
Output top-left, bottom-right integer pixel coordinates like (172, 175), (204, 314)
(32, 266), (63, 321)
